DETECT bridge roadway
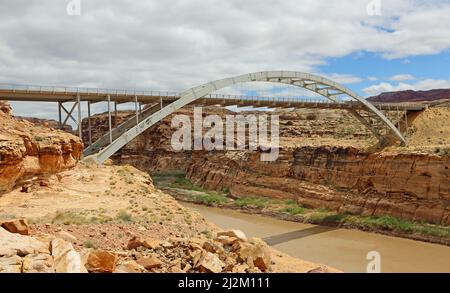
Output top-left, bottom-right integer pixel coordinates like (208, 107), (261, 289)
(0, 83), (427, 111)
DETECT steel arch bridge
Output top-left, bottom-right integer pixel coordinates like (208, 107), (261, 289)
(90, 71), (407, 164)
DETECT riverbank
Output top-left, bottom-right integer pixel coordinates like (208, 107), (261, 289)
(153, 171), (450, 247)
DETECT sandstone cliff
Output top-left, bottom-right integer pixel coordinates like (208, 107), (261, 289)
(185, 147), (450, 225)
(0, 101), (83, 193)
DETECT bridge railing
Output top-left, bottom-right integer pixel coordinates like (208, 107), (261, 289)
(0, 83), (179, 97)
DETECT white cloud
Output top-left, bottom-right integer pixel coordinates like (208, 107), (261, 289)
(368, 76), (379, 81)
(322, 74), (363, 84)
(389, 74), (415, 81)
(0, 0), (449, 119)
(363, 79), (450, 96)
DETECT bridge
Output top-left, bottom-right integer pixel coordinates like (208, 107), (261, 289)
(0, 71), (430, 164)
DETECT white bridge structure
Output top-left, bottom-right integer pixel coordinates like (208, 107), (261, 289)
(0, 71), (429, 164)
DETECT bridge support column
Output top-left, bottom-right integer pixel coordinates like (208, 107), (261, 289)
(58, 102), (62, 129)
(107, 95), (112, 144)
(87, 101), (92, 147)
(114, 101), (118, 128)
(77, 93), (82, 139)
(135, 95), (139, 126)
(60, 102), (77, 130)
(405, 111), (408, 133)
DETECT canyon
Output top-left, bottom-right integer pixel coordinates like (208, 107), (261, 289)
(92, 105), (449, 227)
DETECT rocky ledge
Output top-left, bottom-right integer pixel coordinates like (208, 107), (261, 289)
(0, 101), (83, 193)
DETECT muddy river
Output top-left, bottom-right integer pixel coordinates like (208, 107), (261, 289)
(183, 202), (450, 273)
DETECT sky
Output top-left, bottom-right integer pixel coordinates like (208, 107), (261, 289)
(1, 0), (450, 122)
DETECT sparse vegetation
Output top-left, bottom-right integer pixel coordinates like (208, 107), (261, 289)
(195, 192), (229, 206)
(283, 205), (306, 215)
(201, 229), (213, 239)
(169, 177), (206, 192)
(83, 240), (97, 249)
(52, 211), (90, 225)
(116, 210), (133, 222)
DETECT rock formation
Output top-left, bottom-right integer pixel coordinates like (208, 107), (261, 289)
(15, 116), (73, 133)
(0, 101), (83, 193)
(185, 147), (450, 225)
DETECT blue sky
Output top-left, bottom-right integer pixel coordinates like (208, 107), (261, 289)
(319, 51), (450, 96)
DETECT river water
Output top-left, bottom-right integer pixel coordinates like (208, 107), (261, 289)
(183, 202), (450, 273)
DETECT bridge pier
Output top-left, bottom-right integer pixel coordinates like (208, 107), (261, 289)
(77, 93), (81, 139)
(135, 95), (139, 125)
(114, 101), (118, 128)
(107, 95), (112, 144)
(87, 101), (92, 147)
(58, 102), (62, 129)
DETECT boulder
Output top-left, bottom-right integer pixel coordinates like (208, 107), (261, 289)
(0, 255), (22, 273)
(237, 243), (271, 272)
(56, 231), (77, 242)
(51, 238), (87, 273)
(0, 227), (49, 257)
(85, 250), (118, 273)
(182, 263), (192, 272)
(115, 261), (146, 273)
(202, 241), (225, 255)
(195, 251), (225, 273)
(215, 235), (238, 246)
(142, 237), (161, 250)
(231, 263), (249, 273)
(1, 219), (29, 235)
(169, 266), (185, 273)
(22, 253), (54, 273)
(136, 256), (162, 270)
(217, 230), (247, 242)
(126, 236), (143, 250)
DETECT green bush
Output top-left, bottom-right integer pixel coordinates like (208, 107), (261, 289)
(283, 206), (306, 215)
(195, 193), (229, 206)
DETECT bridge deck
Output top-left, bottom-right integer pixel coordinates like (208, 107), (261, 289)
(0, 84), (428, 111)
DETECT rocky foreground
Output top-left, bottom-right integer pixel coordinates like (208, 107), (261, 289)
(0, 168), (337, 273)
(1, 218), (336, 273)
(0, 163), (337, 273)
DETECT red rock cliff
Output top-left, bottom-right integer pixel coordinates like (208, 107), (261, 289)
(0, 101), (83, 193)
(185, 147), (449, 225)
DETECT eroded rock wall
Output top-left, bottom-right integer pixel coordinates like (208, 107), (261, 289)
(186, 147), (450, 225)
(0, 102), (83, 193)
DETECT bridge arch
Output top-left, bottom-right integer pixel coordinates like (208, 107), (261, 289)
(93, 71), (406, 164)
